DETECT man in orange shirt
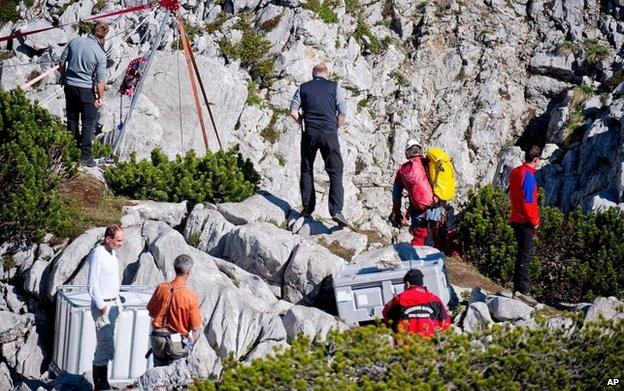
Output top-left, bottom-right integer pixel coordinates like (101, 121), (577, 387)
(147, 254), (202, 367)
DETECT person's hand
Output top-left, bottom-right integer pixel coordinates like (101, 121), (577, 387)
(389, 212), (403, 228)
(95, 98), (104, 108)
(99, 305), (107, 315)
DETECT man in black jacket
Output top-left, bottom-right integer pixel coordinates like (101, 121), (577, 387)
(289, 63), (348, 227)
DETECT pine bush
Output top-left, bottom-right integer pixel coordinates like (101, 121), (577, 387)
(0, 90), (79, 243)
(103, 147), (260, 204)
(458, 185), (624, 302)
(191, 319), (624, 390)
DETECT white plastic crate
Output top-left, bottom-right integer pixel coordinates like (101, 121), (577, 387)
(51, 285), (155, 383)
(333, 246), (451, 326)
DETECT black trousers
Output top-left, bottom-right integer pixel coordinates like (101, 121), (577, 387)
(300, 130), (344, 216)
(512, 222), (535, 294)
(64, 85), (98, 161)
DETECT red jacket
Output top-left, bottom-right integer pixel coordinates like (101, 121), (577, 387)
(392, 156), (434, 213)
(382, 286), (451, 338)
(508, 163), (540, 227)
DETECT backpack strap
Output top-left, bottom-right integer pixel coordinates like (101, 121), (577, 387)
(162, 282), (184, 331)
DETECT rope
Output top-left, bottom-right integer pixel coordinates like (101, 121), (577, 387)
(176, 22), (183, 150)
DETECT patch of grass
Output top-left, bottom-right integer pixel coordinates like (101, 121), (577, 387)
(435, 0), (452, 17)
(391, 71), (408, 87)
(354, 17), (380, 54)
(417, 1), (427, 11)
(302, 0), (339, 23)
(172, 23), (202, 50)
(569, 83), (594, 109)
(355, 228), (390, 246)
(205, 13), (229, 35)
(502, 139), (515, 149)
(219, 17), (276, 87)
(0, 0), (20, 23)
(78, 21), (96, 35)
(558, 40), (581, 56)
(562, 109), (585, 148)
(456, 66), (466, 80)
(246, 81), (264, 106)
(317, 236), (356, 260)
(189, 232), (202, 248)
(261, 14), (282, 31)
(0, 50), (14, 61)
(381, 36), (393, 48)
(56, 173), (127, 240)
(345, 0), (361, 14)
(275, 153), (286, 166)
(584, 39), (609, 64)
(93, 0), (106, 12)
(3, 255), (16, 270)
(260, 111), (281, 144)
(607, 70), (624, 91)
(27, 70), (43, 89)
(357, 99), (369, 112)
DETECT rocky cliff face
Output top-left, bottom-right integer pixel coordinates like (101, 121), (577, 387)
(1, 0), (622, 231)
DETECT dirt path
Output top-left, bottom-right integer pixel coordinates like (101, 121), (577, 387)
(445, 257), (504, 293)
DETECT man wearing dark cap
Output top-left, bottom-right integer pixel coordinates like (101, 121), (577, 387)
(382, 269), (451, 337)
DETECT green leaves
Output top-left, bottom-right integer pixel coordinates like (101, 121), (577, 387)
(104, 147), (260, 205)
(0, 89), (79, 243)
(191, 321), (624, 390)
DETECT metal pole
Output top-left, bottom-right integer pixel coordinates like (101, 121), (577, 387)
(113, 8), (172, 154)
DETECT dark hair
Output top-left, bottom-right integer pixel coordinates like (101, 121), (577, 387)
(403, 269), (424, 286)
(174, 254), (194, 275)
(405, 145), (421, 159)
(525, 145), (541, 162)
(92, 22), (109, 39)
(104, 224), (122, 239)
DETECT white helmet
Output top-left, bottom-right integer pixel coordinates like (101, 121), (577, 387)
(405, 139), (421, 151)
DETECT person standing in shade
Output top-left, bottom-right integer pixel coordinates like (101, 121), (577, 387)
(508, 145), (542, 307)
(289, 63), (349, 227)
(87, 224), (124, 391)
(147, 254), (202, 367)
(59, 21), (109, 167)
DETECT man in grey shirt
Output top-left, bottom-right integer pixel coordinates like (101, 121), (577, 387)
(289, 63), (349, 227)
(59, 22), (109, 167)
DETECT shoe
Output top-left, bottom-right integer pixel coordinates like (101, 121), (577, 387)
(331, 212), (349, 228)
(513, 291), (538, 307)
(81, 159), (97, 168)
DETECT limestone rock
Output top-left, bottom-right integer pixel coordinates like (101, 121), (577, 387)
(282, 240), (346, 305)
(0, 362), (12, 390)
(223, 222), (299, 287)
(45, 227), (105, 300)
(14, 327), (45, 379)
(468, 287), (487, 304)
(217, 193), (292, 226)
(282, 305), (349, 343)
(0, 311), (34, 344)
(487, 296), (534, 322)
(461, 302), (493, 333)
(584, 297), (624, 322)
(121, 201), (188, 228)
(183, 204), (234, 257)
(319, 229), (368, 256)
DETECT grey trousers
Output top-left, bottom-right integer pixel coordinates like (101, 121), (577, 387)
(90, 299), (122, 366)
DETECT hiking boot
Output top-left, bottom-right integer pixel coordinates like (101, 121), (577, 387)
(331, 212), (349, 228)
(81, 158), (97, 168)
(513, 291), (538, 307)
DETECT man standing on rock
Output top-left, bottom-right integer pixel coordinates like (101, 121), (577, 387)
(508, 145), (541, 307)
(382, 269), (450, 338)
(59, 21), (109, 168)
(147, 254), (202, 367)
(289, 63), (349, 227)
(88, 224), (124, 391)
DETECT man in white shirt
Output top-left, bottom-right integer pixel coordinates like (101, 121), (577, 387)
(88, 225), (124, 391)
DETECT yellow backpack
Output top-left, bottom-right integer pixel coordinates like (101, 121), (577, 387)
(426, 147), (456, 201)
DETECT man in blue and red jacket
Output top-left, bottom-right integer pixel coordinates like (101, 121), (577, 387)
(508, 145), (541, 307)
(382, 269), (451, 338)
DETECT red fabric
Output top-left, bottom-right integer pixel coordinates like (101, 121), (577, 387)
(382, 286), (451, 338)
(397, 157), (434, 211)
(409, 226), (427, 246)
(508, 163), (540, 227)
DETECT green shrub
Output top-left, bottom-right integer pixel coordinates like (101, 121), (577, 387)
(608, 70), (624, 91)
(302, 0), (339, 24)
(0, 0), (19, 23)
(353, 17), (380, 54)
(91, 139), (115, 159)
(458, 185), (624, 302)
(103, 147), (260, 204)
(584, 39), (610, 64)
(0, 89), (79, 242)
(569, 83), (594, 109)
(562, 109), (585, 148)
(259, 111), (281, 144)
(558, 40), (581, 56)
(191, 320), (624, 390)
(218, 17), (276, 88)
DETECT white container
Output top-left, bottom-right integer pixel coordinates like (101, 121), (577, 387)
(333, 247), (451, 326)
(51, 285), (155, 383)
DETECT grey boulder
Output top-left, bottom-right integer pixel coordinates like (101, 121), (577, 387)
(217, 193), (292, 226)
(487, 296), (534, 322)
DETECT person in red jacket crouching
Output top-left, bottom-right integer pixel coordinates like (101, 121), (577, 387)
(508, 145), (541, 307)
(382, 269), (451, 338)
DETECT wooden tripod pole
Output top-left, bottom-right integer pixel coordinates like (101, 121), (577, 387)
(178, 15), (223, 149)
(178, 18), (209, 150)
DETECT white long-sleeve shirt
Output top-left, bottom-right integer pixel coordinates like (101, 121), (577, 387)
(87, 244), (120, 310)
